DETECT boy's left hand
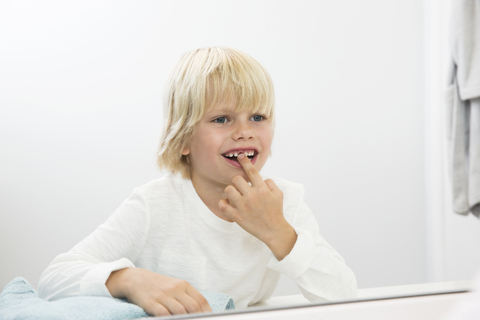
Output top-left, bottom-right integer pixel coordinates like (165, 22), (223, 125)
(219, 153), (297, 261)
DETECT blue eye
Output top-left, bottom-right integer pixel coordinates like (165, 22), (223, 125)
(214, 117), (227, 124)
(251, 115), (264, 122)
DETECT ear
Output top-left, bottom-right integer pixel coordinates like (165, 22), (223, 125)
(182, 147), (190, 155)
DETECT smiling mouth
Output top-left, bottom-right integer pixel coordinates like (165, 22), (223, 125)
(222, 150), (256, 162)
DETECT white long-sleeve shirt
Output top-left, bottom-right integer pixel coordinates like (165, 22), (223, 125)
(38, 173), (357, 309)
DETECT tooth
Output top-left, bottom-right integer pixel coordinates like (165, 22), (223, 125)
(228, 153), (233, 157)
(234, 152), (238, 157)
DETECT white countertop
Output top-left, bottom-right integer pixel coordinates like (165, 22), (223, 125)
(249, 279), (473, 309)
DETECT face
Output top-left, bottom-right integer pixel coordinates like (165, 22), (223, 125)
(183, 101), (273, 191)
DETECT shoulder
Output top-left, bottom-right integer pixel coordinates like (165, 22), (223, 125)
(132, 172), (187, 204)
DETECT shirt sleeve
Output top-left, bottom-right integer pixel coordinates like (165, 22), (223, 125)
(38, 188), (150, 300)
(267, 201), (357, 302)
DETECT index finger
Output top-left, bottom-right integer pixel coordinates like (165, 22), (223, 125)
(237, 152), (264, 186)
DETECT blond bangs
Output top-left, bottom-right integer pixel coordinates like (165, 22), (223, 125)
(205, 50), (274, 121)
(156, 47), (275, 179)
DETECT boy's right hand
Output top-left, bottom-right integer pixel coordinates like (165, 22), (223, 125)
(106, 268), (212, 317)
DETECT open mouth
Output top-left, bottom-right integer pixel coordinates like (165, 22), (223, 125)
(221, 150), (256, 162)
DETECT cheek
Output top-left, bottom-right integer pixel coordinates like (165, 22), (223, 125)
(257, 127), (273, 149)
(190, 129), (222, 154)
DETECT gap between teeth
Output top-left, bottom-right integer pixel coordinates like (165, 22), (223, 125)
(225, 151), (255, 157)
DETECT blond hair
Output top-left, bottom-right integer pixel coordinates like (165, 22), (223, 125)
(156, 47), (275, 179)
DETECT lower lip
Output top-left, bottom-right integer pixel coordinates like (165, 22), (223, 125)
(223, 154), (257, 168)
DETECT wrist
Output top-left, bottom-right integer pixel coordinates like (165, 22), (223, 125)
(106, 267), (134, 299)
(265, 223), (297, 261)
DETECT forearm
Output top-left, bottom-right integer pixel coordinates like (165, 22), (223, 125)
(38, 251), (135, 300)
(268, 227), (357, 302)
(38, 253), (88, 300)
(294, 253), (357, 302)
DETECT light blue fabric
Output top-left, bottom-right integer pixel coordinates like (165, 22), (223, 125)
(200, 291), (235, 313)
(0, 277), (235, 320)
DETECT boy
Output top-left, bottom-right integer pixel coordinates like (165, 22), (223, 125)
(39, 47), (356, 316)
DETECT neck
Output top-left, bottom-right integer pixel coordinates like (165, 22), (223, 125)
(190, 174), (234, 222)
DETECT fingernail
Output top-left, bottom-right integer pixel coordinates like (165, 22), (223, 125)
(237, 153), (245, 159)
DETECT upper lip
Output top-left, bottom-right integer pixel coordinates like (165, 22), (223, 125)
(221, 147), (259, 155)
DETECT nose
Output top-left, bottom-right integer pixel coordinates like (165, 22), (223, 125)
(232, 120), (254, 140)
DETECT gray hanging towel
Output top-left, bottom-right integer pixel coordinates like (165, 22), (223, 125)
(446, 0), (480, 217)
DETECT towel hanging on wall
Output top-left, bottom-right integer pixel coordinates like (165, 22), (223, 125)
(446, 0), (480, 217)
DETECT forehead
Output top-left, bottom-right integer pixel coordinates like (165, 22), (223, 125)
(204, 99), (263, 117)
(204, 88), (267, 114)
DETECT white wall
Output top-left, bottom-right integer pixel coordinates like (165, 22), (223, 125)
(0, 0), (427, 296)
